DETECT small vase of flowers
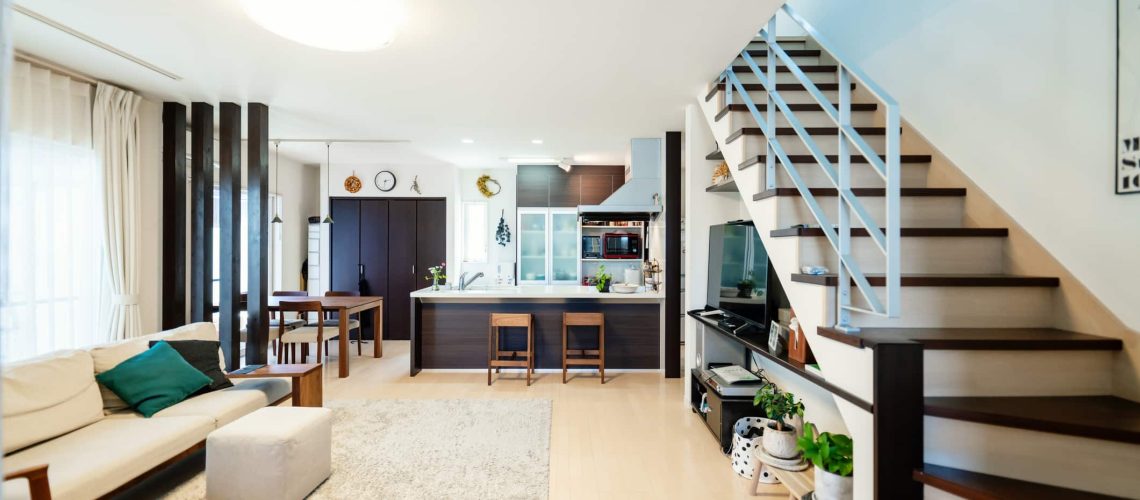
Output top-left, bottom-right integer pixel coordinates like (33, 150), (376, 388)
(425, 262), (446, 291)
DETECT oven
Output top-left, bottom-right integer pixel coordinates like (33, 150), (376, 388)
(603, 232), (642, 259)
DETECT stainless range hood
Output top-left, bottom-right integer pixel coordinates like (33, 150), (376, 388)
(578, 138), (663, 217)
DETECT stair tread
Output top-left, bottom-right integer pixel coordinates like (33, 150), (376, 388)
(773, 227), (1007, 238)
(816, 326), (1122, 350)
(753, 187), (965, 200)
(706, 150), (723, 160)
(739, 154), (931, 169)
(914, 463), (1123, 500)
(925, 396), (1140, 444)
(743, 49), (822, 57)
(716, 103), (877, 121)
(727, 127), (887, 143)
(730, 64), (837, 73)
(705, 82), (855, 101)
(790, 273), (1060, 287)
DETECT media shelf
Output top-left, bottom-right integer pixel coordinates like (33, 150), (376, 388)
(688, 309), (873, 413)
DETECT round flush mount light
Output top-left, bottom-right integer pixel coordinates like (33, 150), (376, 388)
(239, 0), (407, 52)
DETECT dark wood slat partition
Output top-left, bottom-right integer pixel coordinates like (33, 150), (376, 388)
(161, 102), (187, 329)
(218, 102), (241, 370)
(665, 131), (681, 378)
(189, 103), (214, 323)
(246, 103), (270, 364)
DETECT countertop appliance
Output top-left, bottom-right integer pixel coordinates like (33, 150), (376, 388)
(603, 232), (641, 259)
(582, 235), (602, 259)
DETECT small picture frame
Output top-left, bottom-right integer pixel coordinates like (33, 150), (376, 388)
(768, 321), (789, 357)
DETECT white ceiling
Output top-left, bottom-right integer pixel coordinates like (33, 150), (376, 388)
(11, 0), (780, 167)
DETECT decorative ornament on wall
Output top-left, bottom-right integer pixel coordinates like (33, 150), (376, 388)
(411, 175), (422, 194)
(476, 174), (501, 198)
(344, 171), (363, 193)
(495, 209), (511, 247)
(375, 170), (396, 192)
(712, 162), (732, 185)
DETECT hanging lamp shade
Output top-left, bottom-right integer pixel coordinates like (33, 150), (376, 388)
(322, 142), (334, 224)
(271, 141), (283, 224)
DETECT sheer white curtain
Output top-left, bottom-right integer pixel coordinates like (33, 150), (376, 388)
(2, 62), (102, 361)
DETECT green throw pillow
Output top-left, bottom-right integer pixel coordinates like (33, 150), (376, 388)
(95, 341), (212, 417)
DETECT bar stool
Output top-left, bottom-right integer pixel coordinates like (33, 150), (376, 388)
(562, 312), (605, 384)
(488, 313), (534, 386)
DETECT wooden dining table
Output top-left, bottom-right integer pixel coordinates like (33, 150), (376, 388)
(268, 295), (383, 378)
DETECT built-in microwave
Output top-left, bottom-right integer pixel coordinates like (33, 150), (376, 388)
(603, 232), (641, 259)
(582, 236), (603, 259)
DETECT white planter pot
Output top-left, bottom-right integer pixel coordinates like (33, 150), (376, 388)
(761, 421), (799, 459)
(814, 468), (853, 500)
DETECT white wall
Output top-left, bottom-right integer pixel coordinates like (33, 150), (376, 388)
(787, 0), (1140, 330)
(456, 168), (517, 286)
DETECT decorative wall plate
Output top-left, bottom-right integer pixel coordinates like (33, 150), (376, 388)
(344, 173), (363, 193)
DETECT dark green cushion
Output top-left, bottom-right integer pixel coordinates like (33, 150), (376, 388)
(95, 341), (212, 417)
(149, 340), (233, 395)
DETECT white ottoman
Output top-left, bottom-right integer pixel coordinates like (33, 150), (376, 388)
(206, 406), (333, 500)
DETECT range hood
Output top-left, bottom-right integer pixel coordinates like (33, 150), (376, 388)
(578, 138), (663, 217)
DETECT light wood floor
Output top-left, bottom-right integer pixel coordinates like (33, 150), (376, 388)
(317, 340), (785, 499)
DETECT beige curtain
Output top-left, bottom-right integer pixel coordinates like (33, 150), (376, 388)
(94, 82), (143, 340)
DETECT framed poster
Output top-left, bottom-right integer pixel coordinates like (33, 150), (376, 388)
(1118, 0), (1140, 194)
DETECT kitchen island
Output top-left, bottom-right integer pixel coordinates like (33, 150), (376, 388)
(409, 285), (664, 375)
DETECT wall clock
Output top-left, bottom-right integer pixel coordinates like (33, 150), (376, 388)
(344, 173), (363, 193)
(375, 170), (396, 192)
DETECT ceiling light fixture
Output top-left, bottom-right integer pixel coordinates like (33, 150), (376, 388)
(271, 141), (283, 224)
(507, 158), (560, 165)
(531, 139), (544, 145)
(239, 0), (407, 52)
(461, 138), (475, 144)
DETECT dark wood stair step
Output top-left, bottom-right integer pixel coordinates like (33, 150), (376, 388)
(914, 463), (1123, 500)
(816, 326), (1123, 350)
(753, 187), (965, 201)
(706, 150), (723, 160)
(730, 64), (836, 73)
(739, 154), (931, 169)
(925, 396), (1140, 444)
(705, 82), (855, 102)
(744, 49), (822, 58)
(790, 274), (1060, 287)
(726, 126), (887, 144)
(772, 227), (1007, 238)
(716, 103), (877, 121)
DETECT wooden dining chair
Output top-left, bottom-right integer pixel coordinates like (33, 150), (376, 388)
(269, 291), (310, 361)
(277, 300), (338, 364)
(324, 290), (364, 356)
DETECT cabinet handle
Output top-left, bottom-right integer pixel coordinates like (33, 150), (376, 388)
(412, 265), (416, 276)
(359, 264), (365, 277)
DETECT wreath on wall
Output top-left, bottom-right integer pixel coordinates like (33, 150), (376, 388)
(477, 174), (502, 198)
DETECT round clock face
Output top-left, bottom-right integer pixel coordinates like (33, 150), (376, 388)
(344, 175), (362, 193)
(375, 170), (396, 192)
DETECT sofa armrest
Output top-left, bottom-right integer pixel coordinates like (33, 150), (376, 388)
(4, 464), (52, 500)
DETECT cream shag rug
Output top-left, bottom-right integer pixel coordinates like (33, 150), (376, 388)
(164, 399), (551, 500)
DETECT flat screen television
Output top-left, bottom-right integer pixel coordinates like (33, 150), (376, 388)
(706, 222), (769, 326)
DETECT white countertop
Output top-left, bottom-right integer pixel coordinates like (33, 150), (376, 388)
(411, 285), (664, 301)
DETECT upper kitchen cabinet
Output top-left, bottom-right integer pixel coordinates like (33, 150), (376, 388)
(515, 165), (626, 208)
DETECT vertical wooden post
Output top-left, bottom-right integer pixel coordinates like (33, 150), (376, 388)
(161, 102), (187, 329)
(873, 342), (924, 498)
(246, 103), (270, 365)
(665, 131), (682, 378)
(189, 103), (214, 323)
(218, 102), (241, 370)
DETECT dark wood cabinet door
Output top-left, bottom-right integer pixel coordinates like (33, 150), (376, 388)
(579, 174), (615, 205)
(548, 172), (581, 207)
(387, 200), (418, 341)
(415, 199), (447, 288)
(517, 168), (550, 207)
(359, 200), (389, 341)
(329, 199), (360, 294)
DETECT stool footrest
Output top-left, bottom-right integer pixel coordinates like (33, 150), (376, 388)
(565, 359), (602, 366)
(566, 349), (600, 356)
(489, 360), (529, 368)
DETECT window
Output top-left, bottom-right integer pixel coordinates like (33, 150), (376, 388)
(210, 191), (285, 328)
(462, 201), (488, 263)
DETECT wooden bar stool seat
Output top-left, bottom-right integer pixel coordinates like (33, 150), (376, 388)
(562, 312), (605, 384)
(488, 313), (534, 386)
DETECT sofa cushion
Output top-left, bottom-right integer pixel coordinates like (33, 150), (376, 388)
(95, 342), (212, 417)
(1, 415), (213, 500)
(89, 322), (221, 413)
(149, 340), (234, 394)
(1, 350), (103, 454)
(151, 387), (265, 428)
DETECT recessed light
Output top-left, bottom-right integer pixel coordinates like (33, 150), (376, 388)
(461, 138), (475, 144)
(531, 139), (543, 145)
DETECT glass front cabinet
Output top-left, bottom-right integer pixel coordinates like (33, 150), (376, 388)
(517, 208), (580, 285)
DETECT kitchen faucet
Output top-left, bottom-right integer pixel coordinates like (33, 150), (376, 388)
(458, 272), (484, 290)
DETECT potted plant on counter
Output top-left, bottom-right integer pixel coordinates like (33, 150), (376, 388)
(754, 384), (804, 459)
(425, 262), (446, 291)
(797, 422), (853, 500)
(594, 265), (612, 293)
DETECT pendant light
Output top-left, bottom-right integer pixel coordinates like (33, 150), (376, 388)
(322, 142), (334, 224)
(270, 141), (283, 224)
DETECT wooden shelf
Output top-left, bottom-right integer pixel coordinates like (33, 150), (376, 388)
(706, 150), (724, 161)
(581, 225), (643, 230)
(706, 180), (738, 193)
(582, 258), (641, 262)
(688, 309), (873, 413)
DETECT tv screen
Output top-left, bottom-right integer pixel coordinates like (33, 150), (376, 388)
(706, 223), (769, 326)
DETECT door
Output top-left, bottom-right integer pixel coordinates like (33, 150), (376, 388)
(550, 209), (580, 284)
(329, 199), (360, 294)
(517, 208), (548, 284)
(359, 200), (389, 340)
(387, 200), (417, 340)
(415, 199), (447, 290)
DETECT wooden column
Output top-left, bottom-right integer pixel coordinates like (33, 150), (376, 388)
(665, 131), (682, 378)
(218, 102), (241, 370)
(189, 103), (214, 323)
(873, 342), (924, 498)
(161, 102), (187, 329)
(246, 103), (270, 365)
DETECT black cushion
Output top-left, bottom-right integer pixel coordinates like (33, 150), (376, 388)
(148, 340), (234, 395)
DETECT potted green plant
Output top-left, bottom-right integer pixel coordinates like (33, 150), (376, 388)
(425, 262), (446, 291)
(753, 384), (804, 459)
(797, 422), (853, 500)
(594, 265), (612, 293)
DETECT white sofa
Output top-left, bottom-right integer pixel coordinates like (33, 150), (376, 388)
(1, 323), (291, 500)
